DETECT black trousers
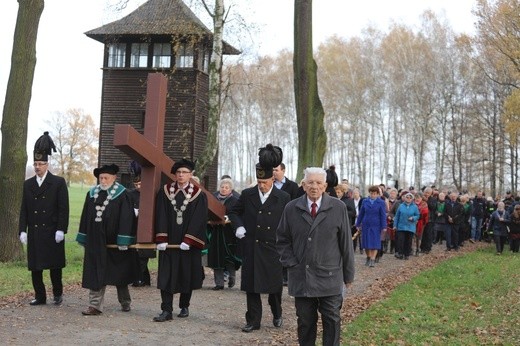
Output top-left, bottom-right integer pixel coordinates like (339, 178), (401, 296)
(32, 268), (62, 300)
(294, 294), (343, 346)
(420, 222), (434, 252)
(245, 291), (282, 327)
(160, 290), (192, 312)
(396, 231), (414, 257)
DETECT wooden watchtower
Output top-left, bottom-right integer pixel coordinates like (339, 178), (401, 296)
(85, 0), (239, 191)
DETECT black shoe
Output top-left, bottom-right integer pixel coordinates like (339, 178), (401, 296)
(29, 298), (46, 306)
(53, 295), (63, 305)
(228, 277), (235, 288)
(121, 304), (131, 312)
(153, 311), (173, 322)
(212, 285), (224, 290)
(273, 317), (283, 328)
(132, 281), (146, 287)
(242, 324), (260, 333)
(178, 307), (189, 318)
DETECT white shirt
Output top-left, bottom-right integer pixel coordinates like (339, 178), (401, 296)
(307, 196), (323, 213)
(36, 171), (48, 187)
(258, 185), (274, 204)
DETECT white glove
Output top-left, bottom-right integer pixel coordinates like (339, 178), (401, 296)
(134, 208), (139, 217)
(20, 232), (27, 245)
(157, 242), (168, 251)
(180, 242), (190, 251)
(55, 231), (65, 243)
(118, 245), (128, 251)
(235, 227), (246, 239)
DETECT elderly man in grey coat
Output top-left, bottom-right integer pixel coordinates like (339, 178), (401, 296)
(276, 167), (355, 346)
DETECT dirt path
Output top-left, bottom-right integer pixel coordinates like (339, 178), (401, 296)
(0, 242), (488, 345)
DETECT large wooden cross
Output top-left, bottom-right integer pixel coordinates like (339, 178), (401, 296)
(113, 73), (225, 243)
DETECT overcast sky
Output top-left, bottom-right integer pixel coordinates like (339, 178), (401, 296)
(0, 0), (477, 158)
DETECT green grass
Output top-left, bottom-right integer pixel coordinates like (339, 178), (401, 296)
(343, 246), (520, 345)
(0, 184), (89, 298)
(0, 184), (159, 298)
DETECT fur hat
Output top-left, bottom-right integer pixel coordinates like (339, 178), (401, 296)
(94, 164), (119, 178)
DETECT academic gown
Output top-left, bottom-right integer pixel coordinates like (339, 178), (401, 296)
(155, 183), (208, 294)
(77, 184), (138, 291)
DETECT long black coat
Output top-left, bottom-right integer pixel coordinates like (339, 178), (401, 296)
(19, 172), (69, 271)
(155, 183), (208, 294)
(228, 186), (290, 294)
(77, 185), (138, 291)
(207, 193), (240, 270)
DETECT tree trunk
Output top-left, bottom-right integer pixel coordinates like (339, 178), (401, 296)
(197, 0), (224, 179)
(294, 0), (326, 181)
(0, 0), (45, 262)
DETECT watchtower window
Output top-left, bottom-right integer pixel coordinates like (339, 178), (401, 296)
(153, 43), (171, 68)
(131, 43), (149, 68)
(107, 43), (126, 68)
(203, 50), (211, 73)
(176, 44), (194, 68)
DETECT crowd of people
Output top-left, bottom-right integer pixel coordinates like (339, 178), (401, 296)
(17, 133), (518, 346)
(347, 182), (520, 265)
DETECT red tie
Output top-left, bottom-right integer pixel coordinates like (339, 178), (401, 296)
(311, 203), (317, 218)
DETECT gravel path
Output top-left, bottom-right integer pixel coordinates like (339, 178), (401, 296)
(0, 242), (487, 345)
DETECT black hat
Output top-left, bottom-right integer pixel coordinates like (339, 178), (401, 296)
(171, 158), (195, 174)
(256, 143), (282, 179)
(93, 164), (119, 178)
(258, 144), (283, 169)
(256, 163), (273, 179)
(33, 131), (56, 162)
(326, 165), (338, 188)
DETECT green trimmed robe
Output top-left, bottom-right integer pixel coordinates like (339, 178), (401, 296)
(77, 183), (138, 290)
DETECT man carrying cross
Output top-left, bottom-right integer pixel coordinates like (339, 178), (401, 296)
(153, 158), (208, 322)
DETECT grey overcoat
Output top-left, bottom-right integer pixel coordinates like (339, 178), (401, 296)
(276, 193), (355, 297)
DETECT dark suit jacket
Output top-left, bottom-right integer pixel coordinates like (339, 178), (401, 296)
(279, 177), (299, 200)
(19, 172), (69, 270)
(228, 185), (290, 293)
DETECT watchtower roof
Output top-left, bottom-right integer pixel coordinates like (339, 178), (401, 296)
(85, 0), (240, 54)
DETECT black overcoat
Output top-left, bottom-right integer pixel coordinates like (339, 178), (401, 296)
(155, 183), (208, 294)
(77, 185), (138, 291)
(19, 172), (69, 271)
(207, 193), (240, 270)
(280, 178), (300, 200)
(228, 186), (290, 293)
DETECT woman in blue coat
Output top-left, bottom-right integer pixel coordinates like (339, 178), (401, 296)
(355, 185), (387, 267)
(394, 192), (420, 260)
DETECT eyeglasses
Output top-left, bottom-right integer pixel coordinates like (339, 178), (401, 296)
(176, 170), (192, 175)
(33, 162), (48, 167)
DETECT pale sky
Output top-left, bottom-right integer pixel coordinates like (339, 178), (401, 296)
(0, 0), (477, 158)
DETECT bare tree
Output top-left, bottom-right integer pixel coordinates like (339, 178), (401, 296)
(0, 0), (45, 262)
(45, 109), (99, 186)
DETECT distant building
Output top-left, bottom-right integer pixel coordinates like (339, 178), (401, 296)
(85, 0), (239, 191)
